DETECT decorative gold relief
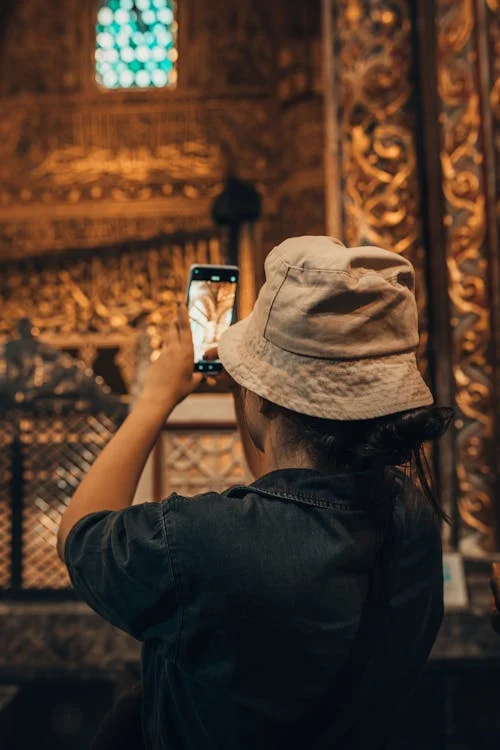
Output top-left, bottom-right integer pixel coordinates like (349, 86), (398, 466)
(0, 235), (221, 396)
(31, 143), (223, 185)
(336, 1), (428, 369)
(161, 430), (252, 498)
(0, 216), (211, 260)
(0, 236), (221, 339)
(437, 0), (495, 553)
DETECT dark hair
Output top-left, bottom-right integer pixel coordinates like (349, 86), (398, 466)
(278, 405), (454, 523)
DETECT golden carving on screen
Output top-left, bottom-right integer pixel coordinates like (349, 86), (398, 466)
(188, 281), (236, 363)
(161, 430), (252, 498)
(336, 0), (428, 369)
(437, 0), (495, 553)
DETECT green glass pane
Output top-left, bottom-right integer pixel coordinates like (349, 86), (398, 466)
(96, 0), (177, 89)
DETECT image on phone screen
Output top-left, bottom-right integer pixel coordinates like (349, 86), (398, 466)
(187, 269), (238, 368)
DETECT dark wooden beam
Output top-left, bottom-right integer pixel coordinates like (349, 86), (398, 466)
(412, 0), (459, 546)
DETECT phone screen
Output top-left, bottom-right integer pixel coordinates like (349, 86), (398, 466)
(187, 266), (239, 372)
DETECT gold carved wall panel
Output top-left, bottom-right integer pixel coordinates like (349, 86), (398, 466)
(0, 235), (222, 394)
(486, 0), (500, 222)
(334, 0), (428, 371)
(436, 0), (496, 553)
(0, 0), (289, 261)
(0, 99), (280, 259)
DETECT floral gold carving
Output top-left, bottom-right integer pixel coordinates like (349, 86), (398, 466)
(0, 237), (220, 339)
(335, 0), (428, 369)
(437, 0), (495, 552)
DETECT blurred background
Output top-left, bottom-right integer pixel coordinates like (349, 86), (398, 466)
(0, 0), (500, 747)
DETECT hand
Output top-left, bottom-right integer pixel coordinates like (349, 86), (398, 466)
(203, 346), (239, 392)
(139, 303), (203, 412)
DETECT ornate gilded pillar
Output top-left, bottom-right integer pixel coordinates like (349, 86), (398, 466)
(434, 0), (498, 554)
(324, 0), (500, 553)
(328, 1), (429, 372)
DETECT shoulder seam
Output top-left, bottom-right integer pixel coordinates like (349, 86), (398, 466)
(159, 496), (184, 664)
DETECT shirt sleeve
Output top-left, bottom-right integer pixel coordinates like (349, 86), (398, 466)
(64, 501), (181, 643)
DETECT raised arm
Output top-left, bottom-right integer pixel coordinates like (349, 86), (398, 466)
(58, 304), (202, 559)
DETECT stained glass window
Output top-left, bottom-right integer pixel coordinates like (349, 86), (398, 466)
(96, 0), (177, 89)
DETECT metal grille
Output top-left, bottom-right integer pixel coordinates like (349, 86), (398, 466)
(0, 421), (14, 587)
(0, 408), (125, 594)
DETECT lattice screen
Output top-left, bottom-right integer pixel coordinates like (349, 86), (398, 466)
(161, 430), (252, 498)
(0, 421), (14, 588)
(0, 408), (124, 593)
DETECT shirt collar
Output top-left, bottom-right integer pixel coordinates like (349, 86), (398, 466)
(248, 468), (387, 508)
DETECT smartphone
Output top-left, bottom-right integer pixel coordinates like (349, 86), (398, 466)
(186, 264), (240, 373)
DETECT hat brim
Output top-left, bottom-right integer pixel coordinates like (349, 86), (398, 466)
(219, 315), (434, 420)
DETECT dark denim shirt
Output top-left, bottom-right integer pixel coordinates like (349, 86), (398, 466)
(65, 469), (443, 750)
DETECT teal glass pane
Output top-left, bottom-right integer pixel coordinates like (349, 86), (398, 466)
(96, 0), (177, 89)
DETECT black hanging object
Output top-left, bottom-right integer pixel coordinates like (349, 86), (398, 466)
(211, 177), (261, 266)
(212, 176), (261, 227)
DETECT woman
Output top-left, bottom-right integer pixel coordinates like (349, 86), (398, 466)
(58, 236), (451, 750)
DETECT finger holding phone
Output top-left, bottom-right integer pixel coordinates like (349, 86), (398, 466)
(139, 264), (240, 413)
(139, 302), (204, 412)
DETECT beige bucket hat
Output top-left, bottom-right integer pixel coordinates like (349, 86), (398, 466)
(218, 236), (433, 420)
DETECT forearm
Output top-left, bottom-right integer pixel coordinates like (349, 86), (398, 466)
(233, 389), (264, 479)
(57, 397), (172, 559)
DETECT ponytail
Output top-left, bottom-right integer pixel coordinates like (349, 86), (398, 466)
(280, 406), (454, 523)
